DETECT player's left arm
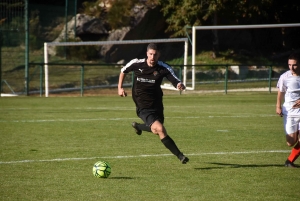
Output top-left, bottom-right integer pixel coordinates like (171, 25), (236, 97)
(292, 99), (300, 108)
(161, 61), (185, 90)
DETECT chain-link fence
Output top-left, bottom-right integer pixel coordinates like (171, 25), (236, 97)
(0, 0), (25, 94)
(0, 0), (76, 95)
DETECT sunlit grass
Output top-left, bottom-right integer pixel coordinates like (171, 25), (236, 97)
(0, 93), (298, 200)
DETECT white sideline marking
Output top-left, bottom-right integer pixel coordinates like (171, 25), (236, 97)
(0, 150), (290, 164)
(0, 114), (278, 123)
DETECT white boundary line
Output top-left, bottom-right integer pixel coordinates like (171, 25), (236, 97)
(0, 114), (278, 123)
(0, 150), (290, 164)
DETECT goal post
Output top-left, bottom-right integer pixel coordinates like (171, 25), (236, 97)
(191, 23), (300, 90)
(44, 38), (189, 97)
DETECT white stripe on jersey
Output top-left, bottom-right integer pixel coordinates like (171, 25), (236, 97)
(121, 58), (145, 73)
(157, 61), (181, 82)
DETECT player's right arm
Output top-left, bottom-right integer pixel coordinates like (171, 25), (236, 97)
(118, 72), (127, 97)
(276, 89), (284, 117)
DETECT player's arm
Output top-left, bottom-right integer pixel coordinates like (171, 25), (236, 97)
(118, 72), (127, 97)
(163, 63), (184, 90)
(292, 99), (300, 108)
(276, 89), (284, 117)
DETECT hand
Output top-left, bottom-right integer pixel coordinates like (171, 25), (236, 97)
(177, 83), (186, 90)
(118, 88), (127, 97)
(292, 99), (300, 108)
(276, 107), (283, 117)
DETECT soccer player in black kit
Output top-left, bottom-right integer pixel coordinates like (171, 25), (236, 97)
(118, 43), (189, 164)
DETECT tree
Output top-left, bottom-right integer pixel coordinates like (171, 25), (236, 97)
(157, 0), (300, 57)
(158, 0), (276, 37)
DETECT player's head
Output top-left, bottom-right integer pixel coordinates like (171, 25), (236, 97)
(288, 53), (300, 74)
(146, 43), (160, 67)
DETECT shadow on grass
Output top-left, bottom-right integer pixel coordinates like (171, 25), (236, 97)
(194, 162), (286, 170)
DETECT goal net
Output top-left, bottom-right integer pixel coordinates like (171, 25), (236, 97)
(43, 38), (189, 97)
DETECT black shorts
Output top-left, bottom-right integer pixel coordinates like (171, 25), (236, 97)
(136, 107), (164, 127)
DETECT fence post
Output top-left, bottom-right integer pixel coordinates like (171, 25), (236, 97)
(40, 65), (43, 97)
(24, 0), (29, 95)
(268, 65), (272, 93)
(64, 0), (69, 59)
(179, 66), (182, 95)
(0, 30), (2, 96)
(81, 64), (84, 97)
(225, 65), (228, 94)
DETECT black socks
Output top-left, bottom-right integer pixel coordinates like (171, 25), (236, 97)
(161, 135), (181, 157)
(137, 123), (152, 132)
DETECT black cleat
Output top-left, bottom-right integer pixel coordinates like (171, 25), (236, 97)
(178, 154), (189, 164)
(285, 159), (297, 168)
(132, 122), (142, 135)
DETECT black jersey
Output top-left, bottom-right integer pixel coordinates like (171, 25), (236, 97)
(121, 58), (181, 109)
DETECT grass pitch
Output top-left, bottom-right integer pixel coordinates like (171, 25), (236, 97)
(0, 92), (299, 201)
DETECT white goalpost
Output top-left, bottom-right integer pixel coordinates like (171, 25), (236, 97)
(44, 38), (189, 97)
(191, 23), (300, 90)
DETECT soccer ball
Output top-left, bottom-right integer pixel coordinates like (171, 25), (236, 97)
(93, 161), (111, 178)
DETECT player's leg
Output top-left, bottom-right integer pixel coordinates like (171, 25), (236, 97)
(284, 117), (300, 167)
(285, 133), (300, 167)
(151, 120), (189, 164)
(132, 122), (151, 135)
(131, 108), (152, 135)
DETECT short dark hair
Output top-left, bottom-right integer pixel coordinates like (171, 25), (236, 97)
(288, 52), (300, 62)
(147, 43), (159, 52)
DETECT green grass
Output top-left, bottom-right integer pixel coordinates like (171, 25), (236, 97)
(0, 92), (298, 201)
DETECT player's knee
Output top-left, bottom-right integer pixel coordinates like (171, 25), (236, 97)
(151, 125), (164, 135)
(286, 134), (298, 146)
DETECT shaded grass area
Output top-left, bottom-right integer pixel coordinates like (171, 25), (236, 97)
(0, 93), (298, 200)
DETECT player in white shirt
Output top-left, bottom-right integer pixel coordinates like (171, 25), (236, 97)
(276, 53), (300, 168)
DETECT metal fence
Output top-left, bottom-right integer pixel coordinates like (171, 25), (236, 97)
(0, 0), (76, 96)
(1, 63), (284, 97)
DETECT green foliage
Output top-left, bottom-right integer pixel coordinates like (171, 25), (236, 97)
(107, 0), (139, 29)
(0, 94), (299, 200)
(158, 0), (276, 37)
(159, 0), (204, 36)
(80, 0), (107, 19)
(80, 0), (155, 29)
(77, 0), (299, 39)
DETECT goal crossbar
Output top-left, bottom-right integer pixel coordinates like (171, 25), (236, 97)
(44, 38), (189, 97)
(191, 23), (300, 90)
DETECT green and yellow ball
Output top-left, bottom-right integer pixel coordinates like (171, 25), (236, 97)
(93, 161), (111, 178)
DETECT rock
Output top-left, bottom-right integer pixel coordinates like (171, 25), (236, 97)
(76, 14), (109, 41)
(48, 14), (108, 55)
(49, 5), (183, 63)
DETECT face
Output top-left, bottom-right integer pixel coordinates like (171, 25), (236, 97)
(288, 59), (299, 74)
(146, 49), (160, 67)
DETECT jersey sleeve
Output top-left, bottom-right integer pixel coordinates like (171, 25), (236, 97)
(159, 61), (181, 88)
(121, 59), (138, 74)
(277, 71), (289, 92)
